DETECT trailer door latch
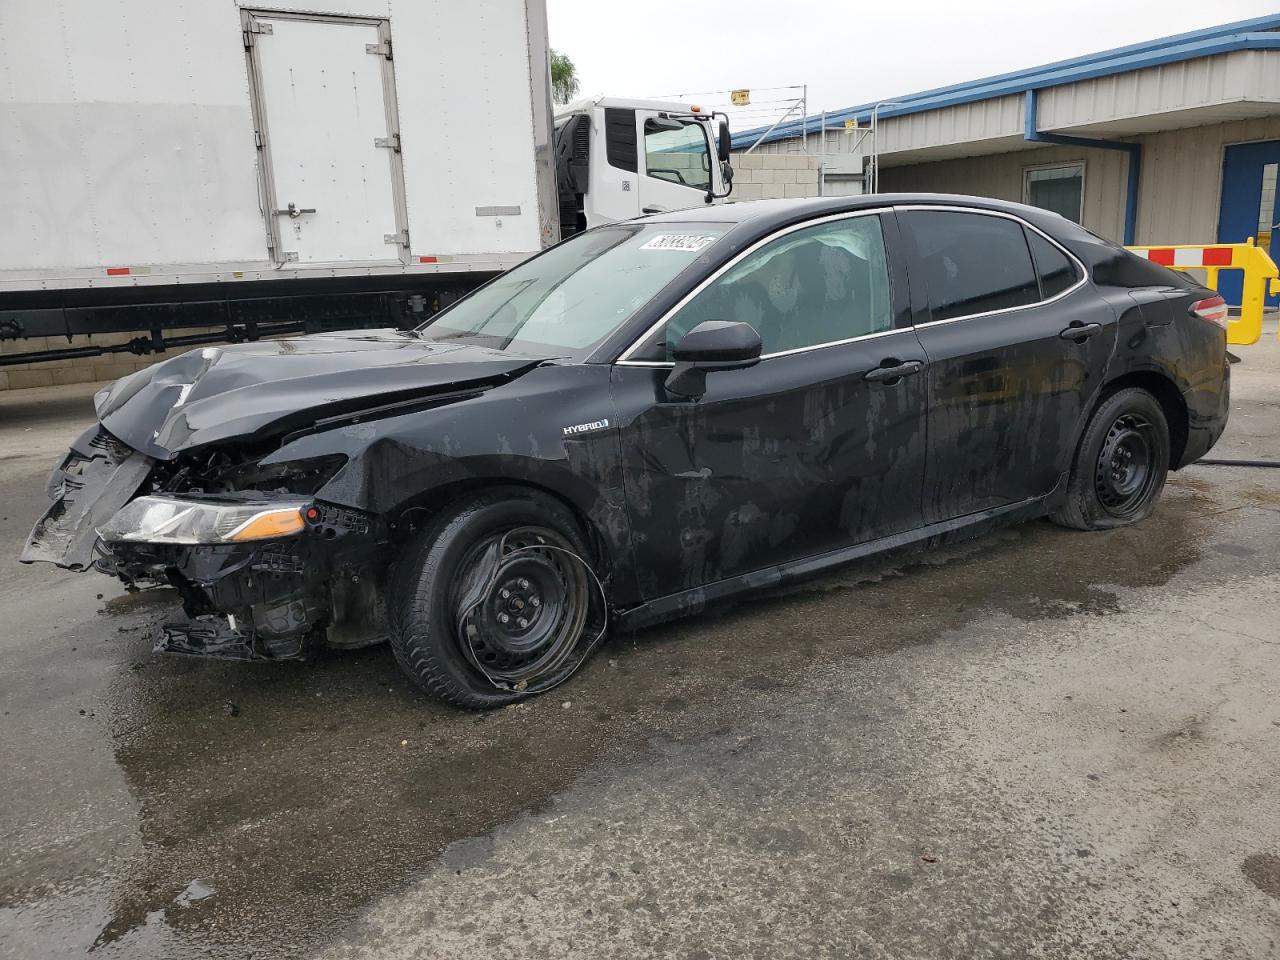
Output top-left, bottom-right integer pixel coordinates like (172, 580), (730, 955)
(274, 202), (316, 219)
(384, 230), (409, 247)
(374, 134), (401, 151)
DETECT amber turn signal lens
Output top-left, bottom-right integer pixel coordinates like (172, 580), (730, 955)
(226, 508), (306, 542)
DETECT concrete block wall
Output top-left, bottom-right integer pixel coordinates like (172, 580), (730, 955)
(0, 326), (228, 392)
(729, 152), (822, 200)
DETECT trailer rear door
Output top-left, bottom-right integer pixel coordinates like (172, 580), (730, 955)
(244, 11), (407, 266)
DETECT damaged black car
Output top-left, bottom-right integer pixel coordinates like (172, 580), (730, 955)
(23, 195), (1230, 708)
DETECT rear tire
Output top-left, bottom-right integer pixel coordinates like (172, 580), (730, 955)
(1051, 387), (1170, 531)
(390, 489), (601, 709)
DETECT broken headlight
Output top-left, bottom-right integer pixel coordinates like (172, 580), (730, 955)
(98, 496), (310, 545)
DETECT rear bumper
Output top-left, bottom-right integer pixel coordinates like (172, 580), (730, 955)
(1178, 358), (1230, 468)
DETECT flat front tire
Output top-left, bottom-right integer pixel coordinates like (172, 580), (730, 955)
(1051, 387), (1170, 531)
(389, 490), (602, 709)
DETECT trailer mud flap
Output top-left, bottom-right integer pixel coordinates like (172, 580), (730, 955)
(21, 429), (152, 571)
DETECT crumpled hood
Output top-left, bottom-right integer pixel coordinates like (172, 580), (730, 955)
(96, 330), (545, 458)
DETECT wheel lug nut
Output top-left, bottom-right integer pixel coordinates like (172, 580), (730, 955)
(500, 589), (510, 599)
(498, 613), (509, 624)
(531, 597), (541, 607)
(518, 618), (528, 628)
(518, 578), (529, 589)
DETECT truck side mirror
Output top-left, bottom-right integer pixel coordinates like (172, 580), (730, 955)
(718, 117), (731, 163)
(664, 320), (762, 399)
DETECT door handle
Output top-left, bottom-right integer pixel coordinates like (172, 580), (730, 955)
(274, 202), (316, 219)
(864, 359), (924, 383)
(1059, 322), (1102, 342)
(642, 206), (667, 215)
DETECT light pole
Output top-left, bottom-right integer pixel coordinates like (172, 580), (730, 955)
(869, 101), (903, 194)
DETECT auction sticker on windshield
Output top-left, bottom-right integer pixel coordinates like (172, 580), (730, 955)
(640, 234), (720, 252)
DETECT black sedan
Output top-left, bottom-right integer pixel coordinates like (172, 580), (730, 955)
(23, 195), (1230, 708)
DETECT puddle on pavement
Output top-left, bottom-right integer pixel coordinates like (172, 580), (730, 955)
(1242, 853), (1280, 900)
(12, 478), (1223, 957)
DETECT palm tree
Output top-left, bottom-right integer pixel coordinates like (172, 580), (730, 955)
(550, 49), (579, 105)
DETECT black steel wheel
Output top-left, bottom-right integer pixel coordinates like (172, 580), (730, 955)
(1051, 387), (1170, 531)
(390, 490), (605, 709)
(452, 525), (592, 686)
(1093, 413), (1159, 519)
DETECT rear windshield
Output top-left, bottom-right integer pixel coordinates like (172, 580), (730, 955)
(415, 223), (730, 357)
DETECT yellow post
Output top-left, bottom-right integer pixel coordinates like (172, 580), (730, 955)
(1231, 240), (1278, 345)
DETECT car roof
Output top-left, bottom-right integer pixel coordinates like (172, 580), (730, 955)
(645, 193), (1074, 237)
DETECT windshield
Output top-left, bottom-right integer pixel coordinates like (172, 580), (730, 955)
(415, 223), (730, 357)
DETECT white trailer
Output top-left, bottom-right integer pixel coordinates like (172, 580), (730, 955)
(0, 0), (730, 367)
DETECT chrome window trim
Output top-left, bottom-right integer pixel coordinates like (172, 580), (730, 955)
(616, 208), (894, 366)
(893, 204), (1089, 328)
(615, 203), (1089, 367)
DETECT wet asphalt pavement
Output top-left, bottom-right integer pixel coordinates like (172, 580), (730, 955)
(3, 337), (1280, 959)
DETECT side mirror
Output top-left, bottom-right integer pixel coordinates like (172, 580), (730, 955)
(717, 117), (731, 163)
(664, 320), (762, 399)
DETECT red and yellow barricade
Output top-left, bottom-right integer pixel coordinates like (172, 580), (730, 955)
(1126, 239), (1280, 346)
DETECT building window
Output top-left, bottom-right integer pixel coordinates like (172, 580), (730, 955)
(1024, 163), (1084, 223)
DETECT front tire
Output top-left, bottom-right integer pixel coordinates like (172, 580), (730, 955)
(1051, 387), (1170, 531)
(390, 490), (603, 709)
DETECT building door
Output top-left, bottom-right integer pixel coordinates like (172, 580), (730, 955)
(1216, 140), (1280, 308)
(243, 11), (407, 266)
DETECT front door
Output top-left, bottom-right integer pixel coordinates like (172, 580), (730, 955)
(611, 212), (929, 602)
(898, 208), (1117, 523)
(243, 11), (407, 266)
(637, 111), (715, 216)
(1217, 140), (1280, 308)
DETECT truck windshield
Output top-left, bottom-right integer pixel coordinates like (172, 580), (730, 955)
(415, 223), (729, 356)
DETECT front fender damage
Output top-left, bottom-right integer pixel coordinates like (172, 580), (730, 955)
(21, 426), (153, 571)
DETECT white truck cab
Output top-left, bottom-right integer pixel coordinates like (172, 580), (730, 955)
(554, 97), (733, 238)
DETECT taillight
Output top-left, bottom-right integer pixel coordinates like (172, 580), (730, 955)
(1190, 295), (1228, 329)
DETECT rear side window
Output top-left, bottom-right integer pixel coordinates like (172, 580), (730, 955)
(1026, 229), (1079, 299)
(901, 211), (1039, 322)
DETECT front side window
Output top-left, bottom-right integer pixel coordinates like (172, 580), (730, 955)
(657, 215), (892, 358)
(901, 210), (1039, 322)
(1024, 163), (1084, 223)
(416, 223), (728, 357)
(644, 119), (711, 192)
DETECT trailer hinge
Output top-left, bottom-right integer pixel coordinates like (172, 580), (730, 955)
(282, 251), (299, 263)
(243, 21), (272, 47)
(374, 134), (401, 151)
(384, 230), (409, 247)
(254, 130), (263, 149)
(365, 39), (392, 59)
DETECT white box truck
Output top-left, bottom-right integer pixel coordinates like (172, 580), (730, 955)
(0, 0), (732, 368)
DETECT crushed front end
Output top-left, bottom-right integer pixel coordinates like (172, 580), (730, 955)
(23, 424), (387, 661)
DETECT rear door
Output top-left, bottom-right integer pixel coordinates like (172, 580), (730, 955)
(898, 207), (1115, 523)
(243, 10), (407, 266)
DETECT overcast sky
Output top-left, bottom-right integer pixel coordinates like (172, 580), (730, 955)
(546, 1), (1279, 133)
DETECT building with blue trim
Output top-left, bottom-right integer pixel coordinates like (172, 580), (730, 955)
(731, 16), (1280, 304)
